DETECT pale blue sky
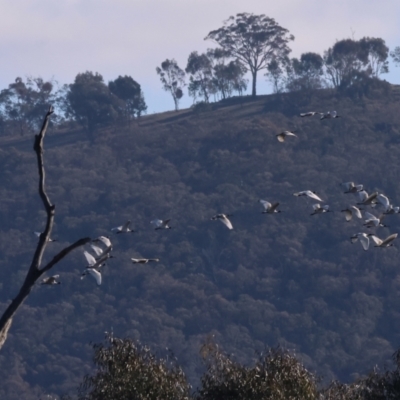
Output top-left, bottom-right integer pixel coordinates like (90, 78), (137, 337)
(1, 0), (399, 113)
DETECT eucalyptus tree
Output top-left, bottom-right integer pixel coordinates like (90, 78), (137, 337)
(108, 75), (147, 120)
(156, 59), (186, 111)
(324, 37), (389, 88)
(266, 59), (286, 93)
(205, 13), (294, 97)
(197, 339), (318, 400)
(186, 51), (214, 102)
(65, 71), (120, 134)
(286, 52), (324, 92)
(213, 60), (248, 98)
(0, 107), (90, 351)
(0, 77), (56, 135)
(391, 46), (400, 66)
(324, 39), (369, 88)
(360, 37), (389, 77)
(78, 334), (191, 400)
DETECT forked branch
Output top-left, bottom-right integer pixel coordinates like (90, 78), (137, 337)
(0, 106), (91, 350)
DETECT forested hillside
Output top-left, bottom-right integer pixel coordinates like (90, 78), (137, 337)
(1, 85), (400, 399)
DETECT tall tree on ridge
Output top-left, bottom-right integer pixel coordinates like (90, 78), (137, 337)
(186, 51), (214, 103)
(156, 59), (186, 111)
(205, 13), (294, 97)
(108, 75), (147, 122)
(65, 71), (120, 134)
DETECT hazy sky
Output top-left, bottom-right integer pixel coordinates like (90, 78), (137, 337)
(1, 0), (399, 113)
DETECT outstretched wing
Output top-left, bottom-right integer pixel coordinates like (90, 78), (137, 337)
(83, 251), (96, 267)
(359, 235), (370, 251)
(220, 216), (233, 230)
(87, 268), (102, 285)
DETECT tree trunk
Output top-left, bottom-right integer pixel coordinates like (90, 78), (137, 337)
(251, 70), (257, 97)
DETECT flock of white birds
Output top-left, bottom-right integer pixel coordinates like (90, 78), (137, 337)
(276, 110), (399, 253)
(38, 109), (398, 286)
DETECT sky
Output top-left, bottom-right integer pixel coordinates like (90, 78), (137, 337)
(1, 0), (399, 114)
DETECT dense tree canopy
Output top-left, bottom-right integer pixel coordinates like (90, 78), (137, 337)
(324, 38), (389, 88)
(1, 84), (400, 399)
(65, 72), (120, 134)
(108, 75), (147, 120)
(0, 77), (56, 135)
(286, 52), (324, 92)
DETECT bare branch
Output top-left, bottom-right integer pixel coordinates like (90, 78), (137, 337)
(0, 106), (92, 350)
(41, 237), (92, 273)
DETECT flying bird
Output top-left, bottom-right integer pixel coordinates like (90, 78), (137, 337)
(350, 233), (372, 251)
(363, 212), (387, 228)
(259, 200), (281, 214)
(111, 220), (135, 234)
(211, 214), (233, 230)
(300, 111), (319, 117)
(131, 258), (160, 264)
(376, 193), (390, 212)
(151, 219), (172, 230)
(41, 275), (61, 285)
(83, 250), (109, 270)
(293, 190), (323, 202)
(276, 131), (297, 142)
(341, 182), (363, 194)
(341, 206), (362, 221)
(92, 236), (112, 250)
(320, 111), (340, 120)
(370, 233), (398, 248)
(384, 205), (400, 214)
(310, 204), (331, 216)
(357, 191), (378, 206)
(81, 268), (102, 286)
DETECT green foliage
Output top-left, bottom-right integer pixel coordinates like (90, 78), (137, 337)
(0, 77), (56, 135)
(197, 339), (317, 400)
(108, 75), (147, 119)
(78, 335), (191, 400)
(65, 71), (120, 133)
(2, 88), (400, 398)
(286, 52), (324, 92)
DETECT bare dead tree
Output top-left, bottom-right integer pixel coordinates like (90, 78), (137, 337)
(0, 106), (91, 350)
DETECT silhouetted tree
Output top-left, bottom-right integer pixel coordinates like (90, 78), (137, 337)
(0, 107), (90, 351)
(65, 71), (120, 133)
(360, 37), (389, 77)
(78, 334), (191, 400)
(391, 46), (400, 66)
(156, 59), (186, 111)
(0, 77), (56, 135)
(108, 75), (147, 121)
(186, 52), (214, 103)
(286, 52), (324, 92)
(205, 13), (294, 97)
(324, 39), (369, 88)
(266, 59), (286, 93)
